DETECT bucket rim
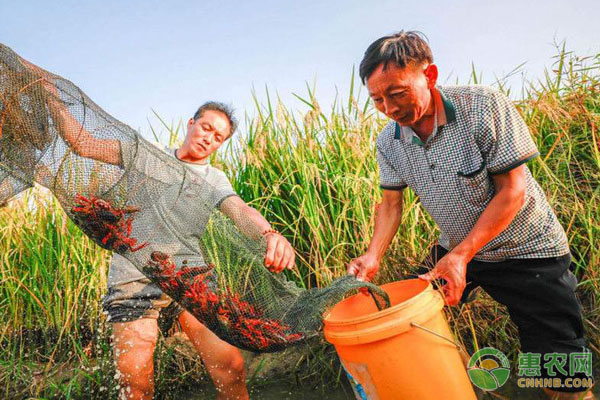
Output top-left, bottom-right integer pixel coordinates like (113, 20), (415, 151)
(323, 278), (434, 326)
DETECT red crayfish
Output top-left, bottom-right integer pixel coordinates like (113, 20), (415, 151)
(144, 251), (214, 299)
(143, 250), (305, 351)
(71, 193), (148, 253)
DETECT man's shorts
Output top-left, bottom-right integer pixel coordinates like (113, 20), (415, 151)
(414, 245), (594, 393)
(102, 278), (183, 324)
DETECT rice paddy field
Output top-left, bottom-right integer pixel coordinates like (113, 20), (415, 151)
(1, 49), (599, 399)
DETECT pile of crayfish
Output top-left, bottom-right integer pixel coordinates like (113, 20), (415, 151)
(70, 193), (148, 253)
(144, 251), (305, 351)
(143, 251), (214, 297)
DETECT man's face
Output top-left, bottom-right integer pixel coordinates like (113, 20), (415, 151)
(366, 62), (437, 126)
(184, 110), (231, 160)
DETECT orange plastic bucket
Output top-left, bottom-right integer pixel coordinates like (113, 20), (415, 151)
(323, 279), (476, 400)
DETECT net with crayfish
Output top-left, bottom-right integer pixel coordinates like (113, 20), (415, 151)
(0, 43), (389, 352)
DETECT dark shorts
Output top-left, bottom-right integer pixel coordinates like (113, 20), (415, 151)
(415, 245), (593, 392)
(102, 278), (183, 324)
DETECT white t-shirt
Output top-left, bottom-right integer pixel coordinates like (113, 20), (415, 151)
(107, 145), (236, 287)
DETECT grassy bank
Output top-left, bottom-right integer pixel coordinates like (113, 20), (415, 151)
(1, 50), (599, 398)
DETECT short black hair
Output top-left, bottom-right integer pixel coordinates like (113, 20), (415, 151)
(193, 101), (238, 138)
(359, 31), (433, 84)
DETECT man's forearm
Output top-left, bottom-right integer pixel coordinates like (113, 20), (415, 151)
(366, 198), (403, 260)
(52, 101), (122, 166)
(242, 206), (272, 239)
(220, 197), (270, 240)
(453, 186), (525, 261)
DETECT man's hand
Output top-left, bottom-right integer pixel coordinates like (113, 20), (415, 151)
(264, 232), (295, 273)
(417, 166), (527, 306)
(347, 253), (380, 282)
(418, 251), (468, 306)
(220, 197), (297, 274)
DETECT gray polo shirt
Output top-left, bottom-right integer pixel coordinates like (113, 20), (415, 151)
(377, 85), (569, 261)
(107, 144), (237, 287)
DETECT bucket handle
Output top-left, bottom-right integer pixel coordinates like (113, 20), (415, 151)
(366, 284), (391, 311)
(340, 275), (392, 310)
(410, 322), (465, 351)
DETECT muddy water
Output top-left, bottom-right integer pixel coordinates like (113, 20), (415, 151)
(181, 381), (355, 399)
(181, 373), (598, 399)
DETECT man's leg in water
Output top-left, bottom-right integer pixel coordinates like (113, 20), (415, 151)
(112, 319), (159, 400)
(105, 278), (248, 399)
(103, 279), (173, 400)
(179, 311), (249, 400)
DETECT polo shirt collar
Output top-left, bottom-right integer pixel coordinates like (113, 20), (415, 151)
(394, 86), (456, 140)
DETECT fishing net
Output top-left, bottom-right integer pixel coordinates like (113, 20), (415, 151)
(0, 43), (389, 352)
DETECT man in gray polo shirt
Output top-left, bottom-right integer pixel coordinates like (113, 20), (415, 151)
(348, 31), (593, 399)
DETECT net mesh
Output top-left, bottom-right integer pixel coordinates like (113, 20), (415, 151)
(0, 43), (389, 352)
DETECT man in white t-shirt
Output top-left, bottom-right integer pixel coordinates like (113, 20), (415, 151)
(62, 101), (294, 400)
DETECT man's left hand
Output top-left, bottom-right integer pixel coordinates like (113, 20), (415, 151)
(264, 233), (296, 273)
(418, 252), (468, 306)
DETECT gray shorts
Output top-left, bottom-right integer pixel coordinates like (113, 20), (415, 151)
(102, 278), (183, 323)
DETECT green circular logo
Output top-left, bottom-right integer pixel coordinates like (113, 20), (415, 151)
(467, 347), (511, 391)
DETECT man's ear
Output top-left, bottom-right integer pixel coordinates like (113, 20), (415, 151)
(424, 64), (438, 89)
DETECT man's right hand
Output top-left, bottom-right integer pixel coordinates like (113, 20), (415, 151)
(347, 190), (403, 284)
(347, 253), (380, 282)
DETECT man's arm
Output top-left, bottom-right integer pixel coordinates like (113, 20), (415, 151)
(219, 195), (295, 273)
(419, 165), (527, 305)
(50, 101), (122, 165)
(347, 188), (404, 281)
(23, 60), (122, 166)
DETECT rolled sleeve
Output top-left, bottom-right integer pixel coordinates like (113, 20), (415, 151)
(478, 90), (540, 175)
(210, 169), (237, 207)
(377, 148), (406, 190)
(118, 139), (134, 168)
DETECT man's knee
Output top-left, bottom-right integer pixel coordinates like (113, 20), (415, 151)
(211, 348), (246, 383)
